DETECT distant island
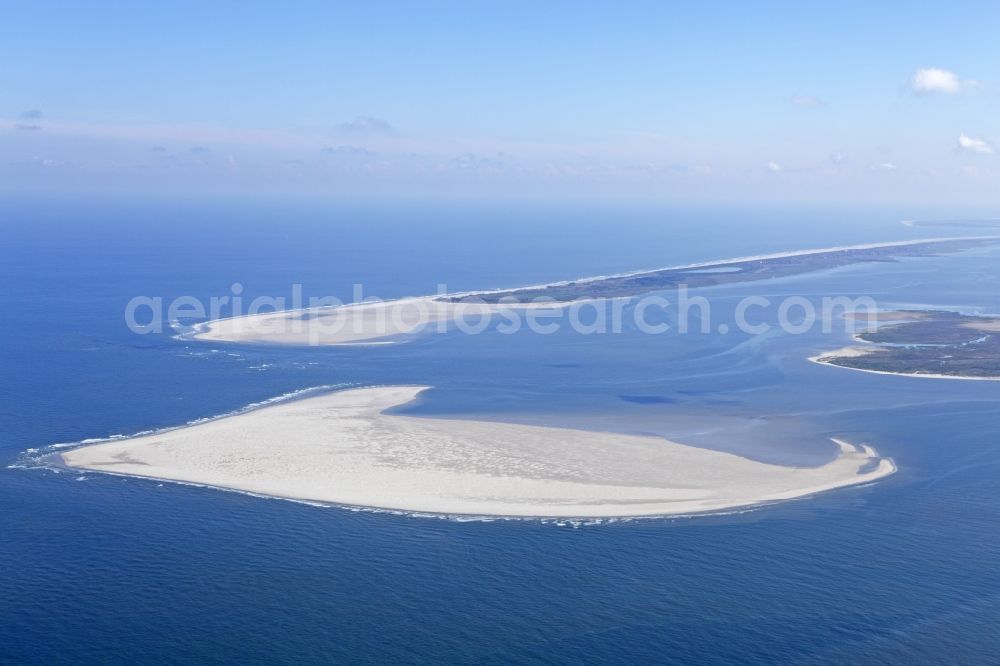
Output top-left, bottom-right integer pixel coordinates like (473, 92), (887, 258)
(193, 236), (1000, 347)
(902, 219), (1000, 230)
(813, 310), (1000, 380)
(440, 237), (1000, 303)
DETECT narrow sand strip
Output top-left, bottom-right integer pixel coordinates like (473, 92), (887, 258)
(809, 351), (1000, 381)
(192, 236), (998, 346)
(192, 297), (567, 346)
(62, 386), (894, 518)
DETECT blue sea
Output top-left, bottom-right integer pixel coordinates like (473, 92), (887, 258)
(4, 198), (1000, 664)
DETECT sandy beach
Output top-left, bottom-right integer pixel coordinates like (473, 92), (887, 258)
(62, 385), (895, 518)
(192, 236), (998, 347)
(192, 297), (568, 346)
(466, 235), (1000, 295)
(813, 303), (1000, 380)
(810, 351), (1000, 381)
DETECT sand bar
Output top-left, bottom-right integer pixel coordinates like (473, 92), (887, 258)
(62, 386), (894, 518)
(192, 297), (566, 346)
(192, 236), (998, 346)
(963, 320), (1000, 332)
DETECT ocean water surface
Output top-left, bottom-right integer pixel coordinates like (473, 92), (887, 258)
(3, 199), (1000, 664)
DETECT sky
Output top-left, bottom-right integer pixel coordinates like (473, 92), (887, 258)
(3, 1), (1000, 205)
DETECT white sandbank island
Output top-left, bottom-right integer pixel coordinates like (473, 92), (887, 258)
(62, 386), (895, 518)
(191, 236), (998, 347)
(192, 297), (565, 346)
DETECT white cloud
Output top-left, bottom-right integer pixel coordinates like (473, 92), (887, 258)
(871, 162), (898, 171)
(338, 116), (393, 135)
(791, 95), (823, 108)
(767, 161), (782, 172)
(958, 133), (993, 154)
(911, 67), (967, 94)
(322, 145), (376, 156)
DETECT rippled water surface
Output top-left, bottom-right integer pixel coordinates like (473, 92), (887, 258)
(3, 199), (1000, 664)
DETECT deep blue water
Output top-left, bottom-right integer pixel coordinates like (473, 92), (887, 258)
(3, 199), (1000, 664)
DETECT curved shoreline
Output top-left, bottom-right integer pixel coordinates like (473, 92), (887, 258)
(60, 385), (896, 519)
(809, 350), (1000, 381)
(441, 234), (1000, 300)
(191, 235), (999, 347)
